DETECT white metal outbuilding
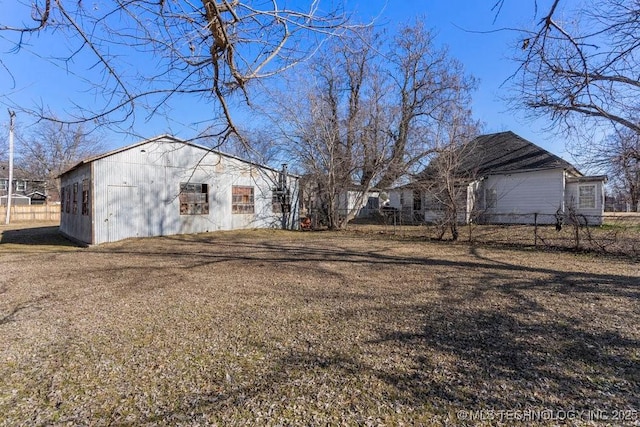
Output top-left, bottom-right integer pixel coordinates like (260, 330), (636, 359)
(59, 135), (299, 245)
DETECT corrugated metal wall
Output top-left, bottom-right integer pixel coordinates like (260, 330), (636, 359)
(88, 137), (298, 244)
(59, 163), (92, 243)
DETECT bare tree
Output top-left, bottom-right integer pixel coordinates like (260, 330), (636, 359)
(507, 0), (640, 140)
(16, 121), (104, 201)
(0, 1), (352, 143)
(416, 109), (480, 241)
(274, 23), (477, 229)
(499, 0), (640, 212)
(604, 129), (640, 211)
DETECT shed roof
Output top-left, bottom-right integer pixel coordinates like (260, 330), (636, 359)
(60, 134), (298, 178)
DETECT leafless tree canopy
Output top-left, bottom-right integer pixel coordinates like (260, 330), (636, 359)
(509, 0), (640, 138)
(16, 121), (104, 199)
(273, 23), (478, 229)
(0, 1), (351, 142)
(603, 129), (640, 210)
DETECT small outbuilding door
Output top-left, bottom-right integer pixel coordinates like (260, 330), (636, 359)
(107, 185), (140, 243)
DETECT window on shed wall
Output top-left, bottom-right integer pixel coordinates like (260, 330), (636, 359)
(578, 184), (596, 209)
(60, 187), (65, 212)
(179, 183), (209, 215)
(81, 179), (90, 216)
(232, 186), (254, 214)
(273, 189), (292, 214)
(72, 182), (78, 214)
(66, 186), (71, 213)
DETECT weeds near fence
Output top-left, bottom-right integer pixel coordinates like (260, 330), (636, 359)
(346, 212), (640, 258)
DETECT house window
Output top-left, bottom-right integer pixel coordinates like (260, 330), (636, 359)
(0, 179), (7, 191)
(400, 192), (405, 207)
(72, 182), (78, 214)
(81, 179), (90, 216)
(578, 184), (596, 209)
(15, 180), (26, 192)
(60, 187), (65, 212)
(232, 186), (254, 214)
(485, 188), (497, 210)
(179, 183), (209, 215)
(413, 190), (422, 211)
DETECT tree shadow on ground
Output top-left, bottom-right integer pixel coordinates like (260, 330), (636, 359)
(0, 226), (79, 247)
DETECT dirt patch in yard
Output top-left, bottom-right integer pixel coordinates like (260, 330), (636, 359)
(1, 226), (639, 425)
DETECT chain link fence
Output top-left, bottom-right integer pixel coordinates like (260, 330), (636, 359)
(304, 208), (640, 257)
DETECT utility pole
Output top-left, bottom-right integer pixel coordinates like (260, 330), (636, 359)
(5, 110), (15, 225)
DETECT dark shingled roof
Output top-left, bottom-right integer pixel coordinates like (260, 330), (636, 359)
(420, 131), (580, 180)
(462, 131), (577, 175)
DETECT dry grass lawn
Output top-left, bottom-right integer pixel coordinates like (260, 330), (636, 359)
(1, 222), (639, 425)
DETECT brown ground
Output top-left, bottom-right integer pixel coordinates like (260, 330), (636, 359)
(1, 222), (639, 425)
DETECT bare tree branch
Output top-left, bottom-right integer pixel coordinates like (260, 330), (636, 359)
(0, 1), (356, 144)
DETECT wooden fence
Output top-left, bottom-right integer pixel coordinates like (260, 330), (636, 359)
(0, 205), (61, 222)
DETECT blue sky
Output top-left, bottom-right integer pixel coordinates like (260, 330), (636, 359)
(0, 0), (575, 163)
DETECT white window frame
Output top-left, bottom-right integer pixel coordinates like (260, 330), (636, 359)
(15, 180), (27, 192)
(485, 188), (497, 210)
(0, 179), (7, 191)
(578, 184), (596, 209)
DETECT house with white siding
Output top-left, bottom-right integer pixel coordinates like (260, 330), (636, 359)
(389, 131), (607, 225)
(59, 135), (299, 245)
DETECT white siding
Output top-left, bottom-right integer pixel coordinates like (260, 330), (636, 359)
(65, 137), (298, 244)
(480, 168), (565, 224)
(565, 180), (605, 225)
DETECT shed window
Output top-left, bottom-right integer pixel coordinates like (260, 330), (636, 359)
(60, 187), (65, 212)
(578, 184), (596, 209)
(81, 179), (90, 216)
(66, 186), (71, 213)
(179, 183), (209, 215)
(272, 189), (291, 213)
(72, 182), (78, 214)
(232, 186), (254, 214)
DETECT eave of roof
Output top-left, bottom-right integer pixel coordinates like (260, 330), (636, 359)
(417, 131), (582, 182)
(59, 134), (299, 178)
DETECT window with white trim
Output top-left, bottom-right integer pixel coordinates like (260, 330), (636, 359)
(485, 188), (497, 209)
(0, 179), (7, 191)
(578, 184), (596, 209)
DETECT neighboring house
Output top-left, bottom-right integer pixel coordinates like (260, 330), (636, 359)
(59, 135), (299, 245)
(389, 131), (607, 225)
(338, 187), (389, 219)
(0, 168), (48, 206)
